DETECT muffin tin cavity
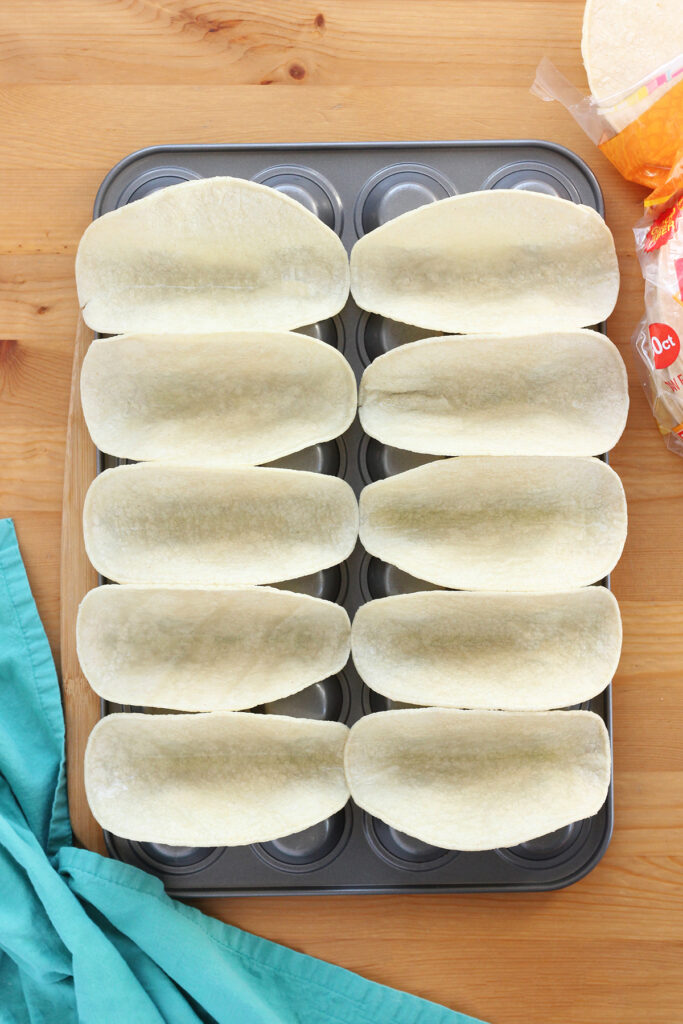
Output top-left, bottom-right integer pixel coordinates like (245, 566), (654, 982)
(134, 842), (222, 874)
(481, 160), (581, 202)
(365, 816), (458, 871)
(356, 312), (436, 365)
(354, 164), (455, 235)
(252, 165), (342, 233)
(275, 561), (347, 603)
(361, 687), (418, 715)
(297, 317), (344, 350)
(255, 807), (351, 873)
(261, 673), (350, 722)
(116, 167), (202, 207)
(359, 436), (438, 484)
(498, 819), (592, 869)
(269, 438), (344, 475)
(360, 554), (442, 602)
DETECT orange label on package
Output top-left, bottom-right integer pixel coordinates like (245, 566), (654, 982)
(650, 322), (681, 368)
(644, 196), (683, 251)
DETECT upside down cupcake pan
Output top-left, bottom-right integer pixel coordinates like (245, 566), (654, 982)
(93, 140), (612, 895)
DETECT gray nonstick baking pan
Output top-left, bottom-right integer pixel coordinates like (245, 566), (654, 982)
(93, 140), (614, 896)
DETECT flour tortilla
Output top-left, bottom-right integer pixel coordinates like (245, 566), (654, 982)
(351, 589), (621, 710)
(359, 330), (628, 456)
(83, 464), (359, 586)
(78, 585), (351, 711)
(85, 712), (350, 846)
(359, 456), (627, 591)
(350, 190), (619, 333)
(81, 331), (357, 466)
(76, 177), (350, 334)
(582, 0), (683, 102)
(344, 708), (611, 850)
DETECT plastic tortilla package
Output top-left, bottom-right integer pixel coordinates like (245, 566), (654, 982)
(532, 0), (683, 454)
(632, 158), (683, 454)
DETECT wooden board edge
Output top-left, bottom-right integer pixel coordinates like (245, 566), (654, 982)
(59, 313), (106, 854)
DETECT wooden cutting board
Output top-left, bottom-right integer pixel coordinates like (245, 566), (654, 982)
(59, 315), (105, 854)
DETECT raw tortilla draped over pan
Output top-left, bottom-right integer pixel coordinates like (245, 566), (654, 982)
(85, 713), (350, 847)
(359, 456), (627, 591)
(77, 584), (351, 712)
(80, 330), (357, 466)
(83, 463), (359, 587)
(76, 176), (351, 334)
(350, 189), (619, 333)
(343, 708), (611, 851)
(358, 329), (628, 457)
(351, 588), (622, 711)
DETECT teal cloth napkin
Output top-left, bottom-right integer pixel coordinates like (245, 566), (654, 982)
(0, 518), (485, 1024)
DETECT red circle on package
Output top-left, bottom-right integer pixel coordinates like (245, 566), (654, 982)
(649, 322), (680, 369)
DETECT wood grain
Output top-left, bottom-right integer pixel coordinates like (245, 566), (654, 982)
(1, 2), (681, 1022)
(0, 1), (589, 88)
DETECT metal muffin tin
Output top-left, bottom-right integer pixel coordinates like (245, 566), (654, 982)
(93, 140), (613, 895)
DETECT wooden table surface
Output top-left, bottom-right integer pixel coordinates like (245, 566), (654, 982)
(2, 2), (682, 1022)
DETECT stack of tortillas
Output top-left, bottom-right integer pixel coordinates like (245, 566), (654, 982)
(76, 178), (357, 846)
(582, 0), (683, 105)
(345, 188), (625, 851)
(580, 0), (683, 136)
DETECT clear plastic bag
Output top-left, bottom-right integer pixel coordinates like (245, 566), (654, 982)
(532, 54), (683, 189)
(533, 52), (683, 453)
(632, 171), (683, 453)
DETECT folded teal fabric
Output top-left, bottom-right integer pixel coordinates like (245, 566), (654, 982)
(0, 518), (485, 1024)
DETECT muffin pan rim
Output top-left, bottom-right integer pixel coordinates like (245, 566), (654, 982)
(92, 139), (613, 895)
